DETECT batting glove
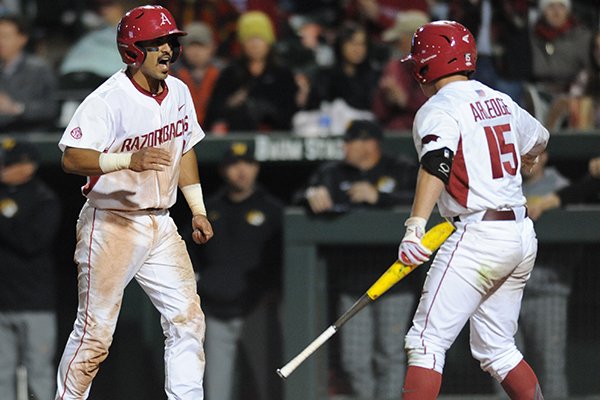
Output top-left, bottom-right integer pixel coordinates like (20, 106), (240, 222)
(398, 217), (432, 266)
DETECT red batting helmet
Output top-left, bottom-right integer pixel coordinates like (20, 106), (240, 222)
(401, 20), (477, 84)
(117, 5), (187, 67)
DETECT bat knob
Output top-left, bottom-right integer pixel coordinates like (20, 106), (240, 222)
(276, 368), (287, 379)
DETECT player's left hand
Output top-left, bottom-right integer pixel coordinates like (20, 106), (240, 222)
(347, 181), (378, 204)
(398, 217), (432, 266)
(191, 214), (213, 244)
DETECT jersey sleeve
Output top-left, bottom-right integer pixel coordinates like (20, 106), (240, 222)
(182, 87), (205, 154)
(58, 95), (115, 152)
(412, 105), (460, 160)
(512, 101), (549, 155)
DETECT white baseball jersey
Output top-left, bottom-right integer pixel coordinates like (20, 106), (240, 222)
(412, 80), (549, 218)
(59, 69), (205, 210)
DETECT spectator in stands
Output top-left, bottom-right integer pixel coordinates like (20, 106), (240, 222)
(0, 15), (58, 131)
(159, 0), (281, 63)
(59, 0), (135, 89)
(448, 0), (531, 105)
(343, 0), (430, 42)
(371, 10), (429, 132)
(514, 150), (576, 399)
(305, 21), (381, 114)
(547, 29), (600, 129)
(293, 120), (417, 399)
(171, 22), (221, 127)
(0, 138), (62, 400)
(276, 12), (335, 109)
(187, 142), (283, 400)
(527, 0), (592, 125)
(204, 11), (298, 134)
(527, 155), (600, 219)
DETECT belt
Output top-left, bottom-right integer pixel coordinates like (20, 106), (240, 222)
(452, 207), (528, 223)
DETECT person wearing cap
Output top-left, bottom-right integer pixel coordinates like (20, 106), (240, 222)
(0, 138), (62, 400)
(293, 119), (418, 399)
(528, 0), (592, 125)
(372, 10), (429, 131)
(204, 10), (298, 133)
(171, 22), (221, 126)
(186, 142), (284, 400)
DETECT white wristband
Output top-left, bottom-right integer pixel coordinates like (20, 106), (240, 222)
(181, 183), (207, 216)
(98, 153), (132, 173)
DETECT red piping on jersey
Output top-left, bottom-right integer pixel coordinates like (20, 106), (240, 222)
(447, 136), (469, 207)
(60, 208), (97, 399)
(419, 227), (466, 370)
(126, 70), (169, 105)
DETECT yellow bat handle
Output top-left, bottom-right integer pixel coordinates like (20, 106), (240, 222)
(366, 220), (455, 300)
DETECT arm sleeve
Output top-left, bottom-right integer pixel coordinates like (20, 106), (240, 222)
(413, 106), (460, 160)
(183, 87), (205, 153)
(58, 95), (115, 152)
(512, 100), (549, 155)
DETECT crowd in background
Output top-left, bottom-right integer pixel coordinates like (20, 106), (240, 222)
(0, 0), (599, 135)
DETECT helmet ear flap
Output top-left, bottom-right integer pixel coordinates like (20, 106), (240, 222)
(170, 40), (182, 63)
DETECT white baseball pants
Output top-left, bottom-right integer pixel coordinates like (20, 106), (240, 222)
(405, 217), (538, 382)
(55, 204), (205, 400)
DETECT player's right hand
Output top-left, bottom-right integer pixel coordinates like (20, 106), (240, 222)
(305, 186), (333, 214)
(398, 217), (432, 266)
(129, 147), (171, 172)
(191, 214), (214, 244)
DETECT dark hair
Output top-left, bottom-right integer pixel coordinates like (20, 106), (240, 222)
(334, 21), (370, 66)
(0, 15), (31, 37)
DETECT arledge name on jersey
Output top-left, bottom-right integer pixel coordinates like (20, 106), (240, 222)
(470, 98), (511, 123)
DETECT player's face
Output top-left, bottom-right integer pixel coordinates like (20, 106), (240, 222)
(138, 35), (179, 80)
(223, 160), (259, 193)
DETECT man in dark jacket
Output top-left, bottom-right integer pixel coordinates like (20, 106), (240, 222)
(294, 120), (418, 400)
(0, 138), (62, 400)
(187, 142), (284, 400)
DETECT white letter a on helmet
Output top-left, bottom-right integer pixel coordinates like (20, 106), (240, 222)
(160, 12), (171, 26)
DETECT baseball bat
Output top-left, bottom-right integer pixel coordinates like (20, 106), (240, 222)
(276, 220), (456, 379)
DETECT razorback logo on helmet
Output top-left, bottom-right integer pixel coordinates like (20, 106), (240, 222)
(160, 12), (172, 26)
(70, 127), (83, 139)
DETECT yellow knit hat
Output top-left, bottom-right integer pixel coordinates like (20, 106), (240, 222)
(238, 11), (275, 45)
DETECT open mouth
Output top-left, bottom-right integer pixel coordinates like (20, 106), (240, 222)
(158, 55), (171, 72)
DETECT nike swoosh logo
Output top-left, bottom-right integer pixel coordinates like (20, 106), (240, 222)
(178, 104), (185, 111)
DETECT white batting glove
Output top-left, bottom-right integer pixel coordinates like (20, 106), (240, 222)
(398, 217), (432, 266)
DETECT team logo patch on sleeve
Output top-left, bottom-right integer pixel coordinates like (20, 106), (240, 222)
(70, 127), (83, 139)
(422, 134), (440, 145)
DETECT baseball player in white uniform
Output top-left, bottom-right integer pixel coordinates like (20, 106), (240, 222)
(55, 6), (213, 400)
(397, 21), (549, 399)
